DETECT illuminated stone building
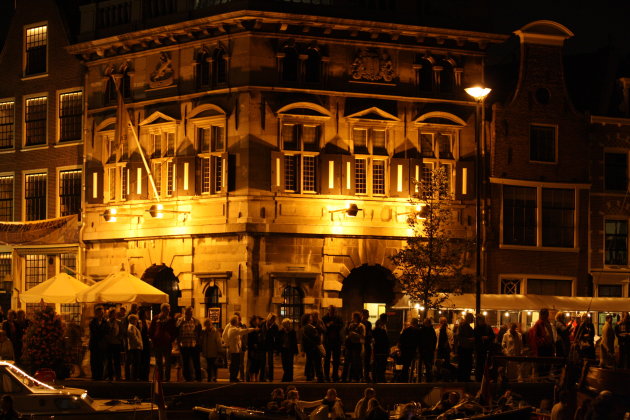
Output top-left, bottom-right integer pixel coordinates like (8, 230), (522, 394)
(67, 1), (506, 325)
(0, 0), (83, 319)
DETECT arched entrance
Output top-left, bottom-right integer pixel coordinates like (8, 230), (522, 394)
(340, 264), (402, 342)
(141, 263), (181, 316)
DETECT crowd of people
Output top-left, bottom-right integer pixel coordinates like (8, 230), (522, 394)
(0, 303), (627, 385)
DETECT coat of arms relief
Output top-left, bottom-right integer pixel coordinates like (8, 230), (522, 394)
(351, 48), (395, 82)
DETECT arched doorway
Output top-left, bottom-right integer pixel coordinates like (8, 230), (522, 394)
(141, 263), (181, 316)
(340, 264), (401, 342)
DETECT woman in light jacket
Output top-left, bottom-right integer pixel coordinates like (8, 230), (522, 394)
(200, 318), (223, 382)
(126, 314), (143, 381)
(501, 322), (523, 381)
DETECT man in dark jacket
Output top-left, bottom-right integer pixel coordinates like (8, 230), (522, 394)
(89, 306), (109, 380)
(456, 313), (475, 382)
(301, 313), (324, 382)
(149, 303), (177, 381)
(473, 314), (495, 382)
(361, 309), (373, 382)
(322, 305), (343, 382)
(419, 318), (437, 382)
(398, 318), (420, 382)
(372, 319), (390, 383)
(259, 313), (279, 382)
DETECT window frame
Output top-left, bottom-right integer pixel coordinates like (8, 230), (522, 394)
(279, 117), (322, 195)
(500, 182), (579, 251)
(23, 93), (48, 149)
(498, 274), (576, 297)
(604, 218), (628, 267)
(529, 123), (558, 164)
(0, 173), (14, 222)
(192, 116), (226, 195)
(56, 88), (83, 144)
(57, 167), (81, 217)
(23, 169), (48, 221)
(0, 99), (16, 150)
(23, 22), (48, 78)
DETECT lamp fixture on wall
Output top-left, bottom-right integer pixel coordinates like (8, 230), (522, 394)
(329, 203), (361, 220)
(102, 208), (138, 222)
(146, 204), (190, 221)
(397, 203), (428, 221)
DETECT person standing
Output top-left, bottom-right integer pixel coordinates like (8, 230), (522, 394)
(576, 314), (595, 360)
(322, 305), (343, 382)
(397, 318), (420, 383)
(149, 303), (177, 381)
(501, 322), (523, 381)
(615, 312), (630, 368)
(260, 313), (279, 382)
(278, 318), (298, 382)
(554, 313), (570, 358)
(13, 310), (29, 366)
(529, 308), (555, 378)
(123, 303), (138, 380)
(419, 318), (437, 382)
(455, 313), (475, 382)
(435, 316), (454, 368)
(222, 315), (256, 382)
(361, 309), (373, 382)
(125, 314), (143, 381)
(600, 315), (615, 368)
(247, 316), (263, 382)
(200, 318), (222, 382)
(104, 308), (123, 381)
(2, 312), (17, 362)
(344, 312), (366, 382)
(473, 314), (495, 382)
(177, 306), (202, 381)
(372, 319), (389, 383)
(137, 308), (151, 381)
(89, 306), (109, 380)
(302, 313), (324, 382)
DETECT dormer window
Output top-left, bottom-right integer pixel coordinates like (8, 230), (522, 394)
(24, 24), (47, 76)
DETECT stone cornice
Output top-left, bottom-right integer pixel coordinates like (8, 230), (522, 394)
(67, 9), (508, 61)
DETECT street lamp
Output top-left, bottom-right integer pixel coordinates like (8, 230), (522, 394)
(465, 85), (491, 317)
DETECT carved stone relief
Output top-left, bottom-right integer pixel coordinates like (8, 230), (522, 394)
(350, 48), (395, 82)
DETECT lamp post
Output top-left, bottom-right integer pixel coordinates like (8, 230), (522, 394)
(465, 86), (491, 317)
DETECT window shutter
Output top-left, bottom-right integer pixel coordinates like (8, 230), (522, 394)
(177, 156), (196, 196)
(127, 160), (147, 200)
(341, 155), (355, 195)
(389, 158), (410, 198)
(455, 160), (475, 200)
(270, 151), (284, 193)
(319, 154), (342, 195)
(409, 158), (423, 196)
(86, 160), (104, 204)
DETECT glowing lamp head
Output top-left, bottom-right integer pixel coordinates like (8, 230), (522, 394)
(414, 303), (420, 310)
(148, 204), (164, 218)
(482, 311), (487, 316)
(346, 203), (360, 217)
(103, 208), (117, 222)
(465, 86), (492, 101)
(504, 312), (510, 317)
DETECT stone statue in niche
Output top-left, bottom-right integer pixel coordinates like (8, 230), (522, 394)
(351, 48), (395, 82)
(149, 52), (174, 88)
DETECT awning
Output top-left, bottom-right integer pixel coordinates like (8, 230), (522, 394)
(392, 293), (630, 312)
(77, 271), (168, 304)
(20, 273), (89, 304)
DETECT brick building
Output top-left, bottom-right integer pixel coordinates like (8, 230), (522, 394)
(0, 0), (83, 319)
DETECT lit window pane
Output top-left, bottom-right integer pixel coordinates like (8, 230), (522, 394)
(25, 97), (47, 146)
(355, 158), (367, 194)
(303, 156), (316, 192)
(59, 91), (82, 142)
(0, 102), (15, 149)
(25, 25), (47, 75)
(25, 173), (46, 220)
(373, 160), (385, 195)
(0, 176), (13, 221)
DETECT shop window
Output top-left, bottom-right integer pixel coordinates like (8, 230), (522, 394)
(280, 286), (303, 324)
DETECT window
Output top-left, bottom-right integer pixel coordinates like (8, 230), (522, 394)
(59, 253), (79, 322)
(420, 133), (434, 157)
(196, 50), (210, 88)
(213, 48), (227, 85)
(151, 133), (162, 158)
(280, 47), (298, 82)
(605, 219), (627, 265)
(198, 126), (225, 153)
(0, 101), (15, 149)
(107, 167), (116, 201)
(280, 286), (303, 324)
(58, 91), (82, 142)
(25, 254), (47, 290)
(373, 160), (386, 195)
(530, 125), (556, 163)
(59, 170), (81, 216)
(25, 96), (47, 146)
(353, 127), (387, 155)
(501, 278), (521, 294)
(0, 176), (13, 221)
(120, 167), (129, 200)
(598, 284), (622, 297)
(604, 152), (627, 192)
(304, 48), (321, 83)
(104, 134), (116, 163)
(166, 161), (175, 196)
(0, 253), (11, 289)
(542, 188), (574, 247)
(152, 162), (162, 197)
(196, 123), (225, 194)
(60, 253), (76, 274)
(24, 25), (47, 76)
(355, 158), (367, 194)
(416, 57), (433, 92)
(212, 156), (223, 193)
(438, 134), (452, 158)
(280, 122), (320, 194)
(527, 278), (572, 296)
(25, 173), (46, 221)
(438, 59), (455, 93)
(503, 185), (537, 246)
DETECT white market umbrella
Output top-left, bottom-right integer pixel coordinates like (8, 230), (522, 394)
(76, 270), (168, 304)
(20, 272), (89, 304)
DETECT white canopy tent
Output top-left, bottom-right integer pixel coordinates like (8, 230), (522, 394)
(76, 271), (168, 304)
(19, 273), (89, 304)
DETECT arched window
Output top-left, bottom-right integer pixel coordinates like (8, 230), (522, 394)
(213, 48), (227, 85)
(304, 48), (321, 83)
(196, 50), (210, 88)
(281, 47), (299, 82)
(439, 59), (455, 93)
(205, 285), (220, 307)
(280, 286), (303, 323)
